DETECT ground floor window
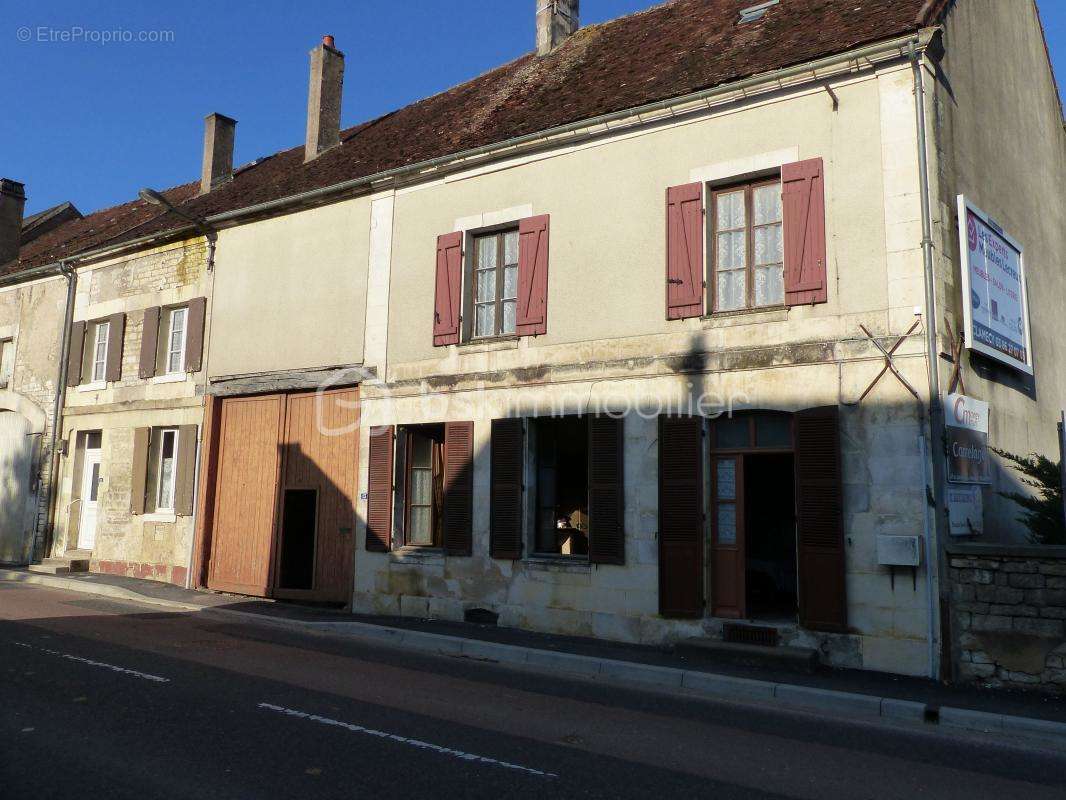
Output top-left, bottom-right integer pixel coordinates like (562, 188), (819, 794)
(533, 416), (589, 558)
(146, 427), (179, 513)
(396, 424), (445, 548)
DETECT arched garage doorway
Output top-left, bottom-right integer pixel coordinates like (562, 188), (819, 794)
(0, 391), (46, 565)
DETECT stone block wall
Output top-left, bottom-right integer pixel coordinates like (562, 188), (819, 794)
(949, 543), (1066, 693)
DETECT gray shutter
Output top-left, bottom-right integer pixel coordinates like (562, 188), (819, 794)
(139, 307), (160, 379)
(174, 424), (199, 516)
(184, 297), (207, 372)
(67, 321), (85, 387)
(130, 427), (151, 515)
(105, 313), (125, 382)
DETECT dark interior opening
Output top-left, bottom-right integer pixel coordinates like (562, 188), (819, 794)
(534, 416), (589, 557)
(744, 453), (797, 620)
(278, 488), (317, 590)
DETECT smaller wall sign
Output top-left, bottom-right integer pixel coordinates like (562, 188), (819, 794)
(957, 195), (1033, 375)
(948, 484), (984, 537)
(946, 392), (990, 484)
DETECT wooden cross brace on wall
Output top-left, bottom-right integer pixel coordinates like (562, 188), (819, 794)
(856, 319), (923, 404)
(943, 319), (967, 395)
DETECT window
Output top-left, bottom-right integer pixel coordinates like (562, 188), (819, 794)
(712, 179), (784, 312)
(0, 338), (13, 384)
(146, 427), (179, 513)
(90, 320), (110, 382)
(396, 424), (444, 547)
(533, 416), (589, 558)
(155, 306), (188, 375)
(472, 229), (518, 338)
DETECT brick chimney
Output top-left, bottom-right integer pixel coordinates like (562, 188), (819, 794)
(0, 179), (27, 265)
(304, 35), (344, 162)
(537, 0), (579, 56)
(200, 113), (236, 194)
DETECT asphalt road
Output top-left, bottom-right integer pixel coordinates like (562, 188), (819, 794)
(2, 582), (1065, 799)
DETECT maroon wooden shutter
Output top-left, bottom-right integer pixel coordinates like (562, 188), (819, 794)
(130, 426), (151, 515)
(666, 182), (704, 320)
(67, 321), (85, 386)
(139, 306), (160, 379)
(104, 313), (125, 382)
(433, 232), (463, 346)
(795, 406), (847, 631)
(588, 416), (624, 565)
(184, 297), (207, 372)
(490, 418), (524, 559)
(782, 158), (827, 305)
(658, 415), (703, 617)
(366, 425), (394, 551)
(443, 421), (474, 556)
(516, 214), (549, 336)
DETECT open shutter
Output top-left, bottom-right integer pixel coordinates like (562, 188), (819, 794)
(782, 158), (827, 305)
(588, 416), (624, 565)
(490, 418), (524, 559)
(666, 182), (704, 320)
(184, 297), (207, 372)
(130, 426), (151, 515)
(67, 321), (86, 387)
(366, 425), (394, 551)
(795, 406), (847, 631)
(174, 424), (199, 516)
(516, 214), (550, 336)
(433, 232), (463, 346)
(443, 421), (474, 556)
(658, 415), (703, 617)
(104, 313), (125, 382)
(139, 306), (160, 379)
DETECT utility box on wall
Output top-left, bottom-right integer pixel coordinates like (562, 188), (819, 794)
(876, 535), (922, 567)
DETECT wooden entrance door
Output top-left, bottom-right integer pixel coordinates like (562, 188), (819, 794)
(206, 394), (285, 596)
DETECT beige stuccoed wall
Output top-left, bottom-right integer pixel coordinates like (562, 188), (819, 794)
(209, 197), (371, 378)
(932, 0), (1066, 541)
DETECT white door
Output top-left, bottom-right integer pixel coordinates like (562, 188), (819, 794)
(77, 447), (102, 550)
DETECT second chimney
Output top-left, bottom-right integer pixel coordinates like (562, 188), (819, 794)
(537, 0), (579, 56)
(0, 179), (26, 266)
(201, 113), (236, 194)
(305, 35), (345, 162)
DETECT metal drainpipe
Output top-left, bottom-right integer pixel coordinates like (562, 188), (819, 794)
(910, 40), (949, 680)
(37, 261), (77, 560)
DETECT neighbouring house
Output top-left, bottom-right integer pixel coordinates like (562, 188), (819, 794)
(3, 0), (1063, 682)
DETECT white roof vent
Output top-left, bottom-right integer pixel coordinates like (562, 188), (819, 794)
(738, 0), (779, 23)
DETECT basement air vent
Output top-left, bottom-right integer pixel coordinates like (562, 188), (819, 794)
(722, 623), (779, 647)
(738, 0), (780, 23)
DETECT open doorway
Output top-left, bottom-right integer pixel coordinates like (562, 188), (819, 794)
(277, 488), (317, 591)
(743, 453), (797, 620)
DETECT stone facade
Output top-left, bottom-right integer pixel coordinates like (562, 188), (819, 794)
(949, 544), (1066, 693)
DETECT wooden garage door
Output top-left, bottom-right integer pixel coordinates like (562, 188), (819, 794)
(207, 395), (285, 596)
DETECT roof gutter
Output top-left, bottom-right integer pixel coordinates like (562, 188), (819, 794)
(204, 29), (938, 226)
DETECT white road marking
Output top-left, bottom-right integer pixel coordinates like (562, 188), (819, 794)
(12, 641), (169, 683)
(258, 702), (558, 779)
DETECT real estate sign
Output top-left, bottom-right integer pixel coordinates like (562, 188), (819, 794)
(945, 392), (990, 484)
(957, 196), (1032, 374)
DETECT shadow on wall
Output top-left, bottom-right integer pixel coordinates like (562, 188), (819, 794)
(0, 410), (41, 566)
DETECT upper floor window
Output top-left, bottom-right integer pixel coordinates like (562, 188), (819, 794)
(0, 338), (13, 385)
(473, 229), (519, 338)
(712, 179), (784, 312)
(89, 320), (111, 383)
(165, 306), (188, 375)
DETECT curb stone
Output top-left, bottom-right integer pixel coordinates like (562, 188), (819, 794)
(4, 569), (1066, 745)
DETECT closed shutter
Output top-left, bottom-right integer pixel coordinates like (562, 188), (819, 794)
(433, 232), (463, 346)
(67, 321), (86, 386)
(443, 421), (474, 556)
(782, 158), (827, 305)
(366, 425), (394, 551)
(184, 297), (207, 372)
(104, 313), (125, 382)
(666, 182), (704, 320)
(174, 424), (199, 516)
(795, 406), (847, 631)
(516, 214), (550, 336)
(489, 418), (524, 559)
(658, 415), (703, 617)
(588, 416), (624, 565)
(139, 306), (161, 379)
(130, 426), (151, 515)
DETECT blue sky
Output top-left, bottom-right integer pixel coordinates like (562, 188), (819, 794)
(4, 0), (1064, 215)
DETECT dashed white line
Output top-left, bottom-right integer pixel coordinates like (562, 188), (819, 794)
(258, 702), (558, 779)
(12, 641), (169, 683)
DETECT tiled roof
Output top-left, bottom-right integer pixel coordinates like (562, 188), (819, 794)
(11, 0), (929, 275)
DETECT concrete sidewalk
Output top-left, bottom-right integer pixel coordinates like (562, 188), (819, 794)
(4, 567), (1065, 744)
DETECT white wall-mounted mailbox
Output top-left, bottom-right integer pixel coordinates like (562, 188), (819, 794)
(876, 535), (922, 567)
